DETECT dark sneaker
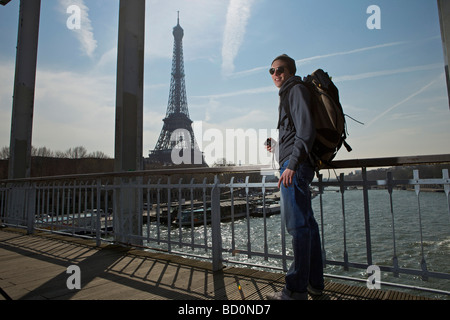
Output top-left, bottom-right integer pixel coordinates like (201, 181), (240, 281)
(307, 284), (323, 296)
(266, 287), (308, 300)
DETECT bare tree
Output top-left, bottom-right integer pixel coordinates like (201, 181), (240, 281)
(1, 145), (110, 160)
(65, 146), (88, 159)
(32, 146), (54, 157)
(0, 146), (10, 160)
(88, 150), (111, 159)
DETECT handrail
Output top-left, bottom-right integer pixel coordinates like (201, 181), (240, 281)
(1, 153), (449, 183)
(0, 165), (269, 183)
(328, 153), (450, 168)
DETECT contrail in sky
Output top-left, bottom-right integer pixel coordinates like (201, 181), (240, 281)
(366, 75), (443, 127)
(59, 0), (97, 58)
(333, 63), (442, 82)
(230, 41), (410, 78)
(222, 0), (255, 77)
(192, 65), (442, 101)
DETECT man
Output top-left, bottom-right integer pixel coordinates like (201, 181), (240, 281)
(266, 54), (324, 300)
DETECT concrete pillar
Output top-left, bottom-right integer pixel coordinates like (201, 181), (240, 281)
(438, 0), (450, 109)
(114, 0), (145, 245)
(8, 0), (41, 179)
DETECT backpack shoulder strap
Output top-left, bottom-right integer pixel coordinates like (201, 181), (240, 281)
(277, 78), (304, 129)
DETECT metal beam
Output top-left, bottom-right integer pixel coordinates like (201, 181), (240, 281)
(115, 0), (145, 173)
(438, 0), (450, 109)
(114, 0), (145, 245)
(8, 0), (41, 179)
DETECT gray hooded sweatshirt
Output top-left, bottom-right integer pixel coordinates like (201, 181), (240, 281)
(277, 76), (316, 171)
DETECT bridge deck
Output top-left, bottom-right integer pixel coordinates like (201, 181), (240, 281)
(0, 227), (430, 301)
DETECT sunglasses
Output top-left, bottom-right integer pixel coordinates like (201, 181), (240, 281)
(269, 66), (286, 75)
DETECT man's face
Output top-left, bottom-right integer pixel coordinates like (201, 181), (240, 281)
(270, 60), (293, 88)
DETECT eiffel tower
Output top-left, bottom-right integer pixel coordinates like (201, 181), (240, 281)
(148, 13), (206, 166)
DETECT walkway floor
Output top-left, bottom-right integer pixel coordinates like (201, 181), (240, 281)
(0, 227), (431, 301)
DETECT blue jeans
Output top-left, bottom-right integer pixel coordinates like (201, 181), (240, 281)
(280, 160), (324, 293)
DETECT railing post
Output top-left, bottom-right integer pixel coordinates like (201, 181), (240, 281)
(443, 169), (450, 221)
(96, 179), (101, 247)
(211, 176), (223, 271)
(167, 177), (172, 252)
(387, 171), (399, 277)
(262, 175), (268, 261)
(5, 182), (35, 231)
(26, 182), (36, 235)
(340, 173), (349, 271)
(244, 176), (251, 258)
(413, 169), (428, 281)
(317, 173), (326, 267)
(114, 177), (143, 246)
(362, 167), (373, 266)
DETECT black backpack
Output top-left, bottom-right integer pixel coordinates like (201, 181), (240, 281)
(278, 69), (352, 169)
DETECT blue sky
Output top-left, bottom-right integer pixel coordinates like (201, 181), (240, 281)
(0, 0), (449, 166)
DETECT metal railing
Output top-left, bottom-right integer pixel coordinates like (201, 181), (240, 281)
(1, 154), (449, 296)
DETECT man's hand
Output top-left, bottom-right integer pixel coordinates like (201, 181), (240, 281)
(265, 138), (276, 153)
(278, 168), (295, 188)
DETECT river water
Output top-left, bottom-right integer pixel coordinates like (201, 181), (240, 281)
(143, 189), (450, 299)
